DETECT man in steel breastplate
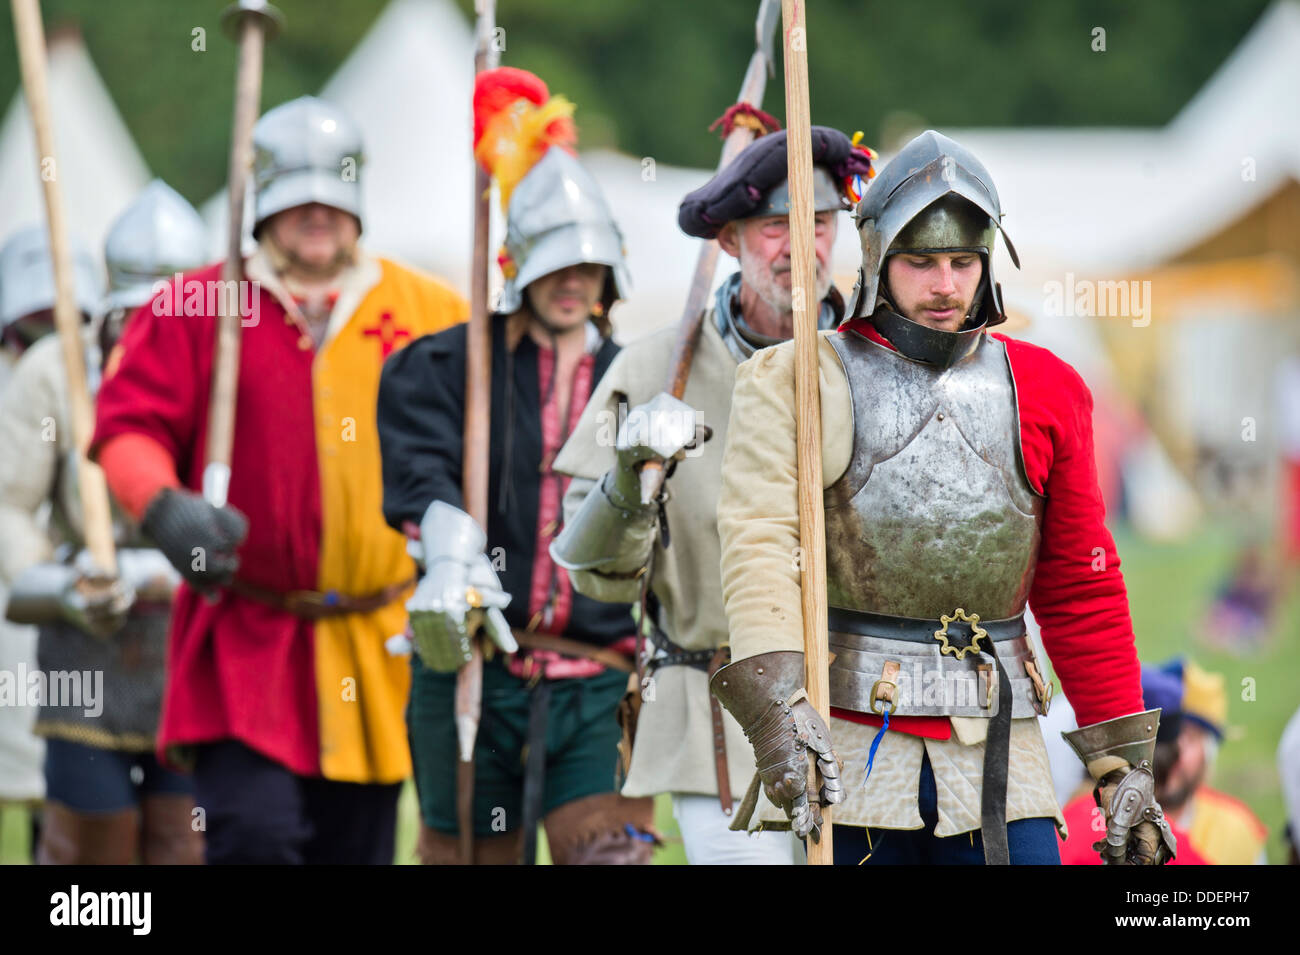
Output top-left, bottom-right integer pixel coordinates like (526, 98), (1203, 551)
(711, 129), (1178, 865)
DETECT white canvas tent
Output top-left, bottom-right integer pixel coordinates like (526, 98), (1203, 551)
(0, 25), (151, 262)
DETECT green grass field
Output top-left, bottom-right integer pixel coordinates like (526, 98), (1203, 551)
(3, 517), (1293, 865)
(1103, 521), (1298, 865)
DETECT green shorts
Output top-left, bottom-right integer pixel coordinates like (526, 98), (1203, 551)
(407, 655), (628, 836)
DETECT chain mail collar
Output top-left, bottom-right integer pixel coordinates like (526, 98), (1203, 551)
(713, 270), (843, 363)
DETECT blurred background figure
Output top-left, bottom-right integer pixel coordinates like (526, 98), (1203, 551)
(1146, 660), (1268, 865)
(1276, 354), (1300, 582)
(1, 182), (209, 864)
(1058, 667), (1209, 865)
(1279, 705), (1300, 864)
(0, 224), (101, 862)
(1059, 660), (1267, 864)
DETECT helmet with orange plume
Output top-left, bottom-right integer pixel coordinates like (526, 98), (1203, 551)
(473, 67), (629, 319)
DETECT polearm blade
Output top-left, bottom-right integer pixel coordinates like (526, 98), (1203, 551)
(9, 0), (117, 576)
(454, 0), (501, 867)
(202, 0), (283, 508)
(638, 0), (782, 505)
(780, 0), (833, 864)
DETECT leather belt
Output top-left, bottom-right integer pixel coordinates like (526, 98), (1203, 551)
(828, 605), (1019, 865)
(229, 576), (415, 619)
(644, 623), (734, 816)
(645, 623), (719, 672)
(511, 629), (635, 673)
(828, 607), (1025, 644)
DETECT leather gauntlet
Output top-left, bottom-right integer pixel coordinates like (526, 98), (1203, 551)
(710, 651), (842, 841)
(1063, 709), (1177, 865)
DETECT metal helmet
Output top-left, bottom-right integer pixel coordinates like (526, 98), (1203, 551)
(848, 130), (1020, 329)
(252, 96), (364, 236)
(103, 180), (209, 312)
(0, 224), (102, 330)
(746, 166), (853, 220)
(498, 148), (630, 315)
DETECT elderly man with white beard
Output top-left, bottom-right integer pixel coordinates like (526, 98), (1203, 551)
(549, 123), (875, 864)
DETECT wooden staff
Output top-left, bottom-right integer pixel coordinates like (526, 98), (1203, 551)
(455, 0), (501, 866)
(10, 0), (116, 577)
(202, 0), (281, 507)
(637, 0), (782, 505)
(781, 0), (833, 864)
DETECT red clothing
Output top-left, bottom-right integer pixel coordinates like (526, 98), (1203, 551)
(1059, 792), (1209, 865)
(837, 319), (1143, 734)
(92, 260), (467, 780)
(94, 265), (323, 776)
(1284, 459), (1300, 561)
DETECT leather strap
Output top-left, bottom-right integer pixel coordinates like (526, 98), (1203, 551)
(828, 606), (1026, 644)
(511, 629), (635, 673)
(706, 645), (733, 816)
(641, 623), (735, 814)
(645, 621), (716, 671)
(520, 680), (552, 866)
(229, 576), (415, 619)
(979, 640), (1014, 865)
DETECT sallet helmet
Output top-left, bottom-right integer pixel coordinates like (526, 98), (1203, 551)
(252, 96), (364, 236)
(103, 180), (209, 312)
(0, 224), (102, 330)
(848, 130), (1020, 365)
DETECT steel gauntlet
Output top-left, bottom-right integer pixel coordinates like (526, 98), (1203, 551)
(710, 651), (842, 841)
(1063, 709), (1177, 865)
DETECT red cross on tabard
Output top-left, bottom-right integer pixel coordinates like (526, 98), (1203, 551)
(362, 311), (411, 360)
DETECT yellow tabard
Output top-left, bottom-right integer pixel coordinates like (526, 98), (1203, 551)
(311, 259), (467, 783)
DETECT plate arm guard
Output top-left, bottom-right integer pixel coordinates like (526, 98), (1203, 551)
(549, 473), (657, 601)
(5, 560), (77, 624)
(1062, 709), (1177, 865)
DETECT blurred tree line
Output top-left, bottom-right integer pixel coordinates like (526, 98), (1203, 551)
(0, 0), (1272, 207)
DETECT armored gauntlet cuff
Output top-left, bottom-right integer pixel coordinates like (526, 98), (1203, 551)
(1063, 709), (1177, 865)
(549, 472), (657, 575)
(711, 651), (843, 840)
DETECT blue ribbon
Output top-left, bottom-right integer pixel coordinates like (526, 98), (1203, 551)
(863, 710), (890, 783)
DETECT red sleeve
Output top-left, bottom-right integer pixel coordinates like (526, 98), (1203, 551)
(999, 334), (1143, 727)
(97, 433), (181, 522)
(90, 272), (210, 473)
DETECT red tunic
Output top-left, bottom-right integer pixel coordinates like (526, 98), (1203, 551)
(1059, 792), (1208, 864)
(92, 261), (466, 779)
(833, 319), (1143, 735)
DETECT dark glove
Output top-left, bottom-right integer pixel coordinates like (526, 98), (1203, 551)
(141, 487), (248, 587)
(710, 650), (843, 841)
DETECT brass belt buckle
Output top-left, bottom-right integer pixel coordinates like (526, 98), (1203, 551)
(933, 608), (988, 661)
(1025, 660), (1053, 715)
(869, 680), (897, 716)
(286, 589), (337, 616)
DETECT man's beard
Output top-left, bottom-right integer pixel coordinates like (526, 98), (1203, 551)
(264, 231), (356, 279)
(739, 238), (832, 315)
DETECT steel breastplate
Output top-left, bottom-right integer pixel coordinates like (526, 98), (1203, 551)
(823, 330), (1048, 718)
